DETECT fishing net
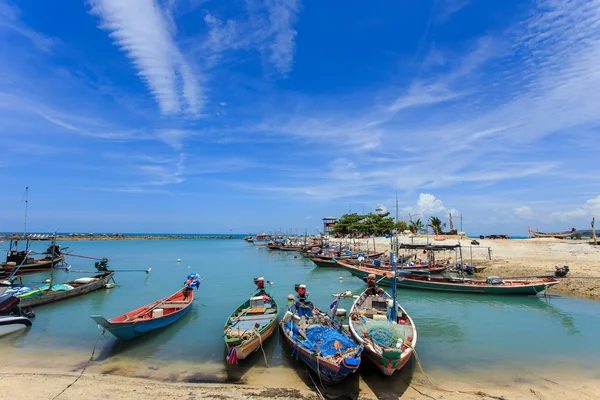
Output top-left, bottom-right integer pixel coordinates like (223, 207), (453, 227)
(354, 320), (412, 348)
(305, 326), (357, 357)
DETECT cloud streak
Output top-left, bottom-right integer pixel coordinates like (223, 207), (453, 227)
(89, 0), (203, 116)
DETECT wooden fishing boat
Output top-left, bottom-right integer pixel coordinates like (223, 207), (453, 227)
(335, 260), (444, 285)
(224, 278), (279, 363)
(308, 252), (385, 268)
(91, 274), (201, 340)
(279, 284), (362, 384)
(348, 270), (417, 377)
(278, 246), (304, 252)
(0, 235), (65, 278)
(394, 273), (560, 295)
(19, 272), (115, 307)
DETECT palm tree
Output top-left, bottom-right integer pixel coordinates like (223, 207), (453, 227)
(428, 216), (446, 234)
(409, 218), (424, 234)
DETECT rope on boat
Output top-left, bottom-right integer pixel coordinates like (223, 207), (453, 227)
(304, 362), (325, 400)
(257, 330), (269, 367)
(51, 329), (105, 400)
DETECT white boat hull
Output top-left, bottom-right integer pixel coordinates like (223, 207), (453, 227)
(0, 316), (32, 337)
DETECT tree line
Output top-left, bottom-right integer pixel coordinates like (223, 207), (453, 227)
(330, 212), (447, 237)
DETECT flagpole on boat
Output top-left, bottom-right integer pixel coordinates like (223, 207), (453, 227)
(391, 229), (399, 322)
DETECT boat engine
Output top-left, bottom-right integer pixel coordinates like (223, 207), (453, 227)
(294, 284), (308, 301)
(0, 294), (24, 316)
(95, 258), (110, 272)
(555, 265), (569, 278)
(254, 277), (265, 290)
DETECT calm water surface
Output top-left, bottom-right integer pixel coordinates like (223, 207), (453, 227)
(2, 239), (600, 380)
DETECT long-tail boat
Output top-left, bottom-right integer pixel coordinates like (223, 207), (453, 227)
(224, 277), (279, 363)
(393, 273), (559, 295)
(348, 256), (417, 377)
(0, 235), (65, 278)
(91, 274), (201, 340)
(308, 252), (385, 268)
(280, 284), (362, 384)
(18, 271), (115, 307)
(335, 259), (445, 285)
(223, 277), (279, 364)
(338, 259), (559, 294)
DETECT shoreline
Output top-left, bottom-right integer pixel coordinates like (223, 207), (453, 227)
(1, 361), (599, 399)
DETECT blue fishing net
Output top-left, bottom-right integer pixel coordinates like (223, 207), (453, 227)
(305, 326), (357, 357)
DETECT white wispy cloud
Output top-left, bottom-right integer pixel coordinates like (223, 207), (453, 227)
(514, 206), (534, 219)
(550, 195), (600, 222)
(89, 0), (203, 116)
(0, 2), (56, 52)
(202, 0), (300, 75)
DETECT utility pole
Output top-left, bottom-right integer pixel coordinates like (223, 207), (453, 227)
(395, 191), (399, 224)
(460, 214), (463, 233)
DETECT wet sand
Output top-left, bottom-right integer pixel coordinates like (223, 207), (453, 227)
(1, 344), (599, 400)
(1, 362), (599, 399)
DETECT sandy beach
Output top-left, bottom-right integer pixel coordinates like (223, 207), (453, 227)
(339, 236), (600, 299)
(2, 363), (599, 400)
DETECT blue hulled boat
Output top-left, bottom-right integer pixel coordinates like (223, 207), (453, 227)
(279, 284), (362, 385)
(91, 274), (201, 340)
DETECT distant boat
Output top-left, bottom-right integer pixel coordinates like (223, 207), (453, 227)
(224, 278), (278, 363)
(91, 274), (201, 340)
(335, 260), (446, 284)
(279, 284), (362, 384)
(0, 235), (65, 278)
(348, 273), (417, 377)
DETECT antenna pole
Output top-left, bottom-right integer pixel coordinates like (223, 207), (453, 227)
(23, 186), (29, 237)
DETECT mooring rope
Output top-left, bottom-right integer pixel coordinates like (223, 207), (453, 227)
(408, 345), (504, 400)
(304, 362), (325, 400)
(51, 329), (105, 400)
(257, 330), (269, 367)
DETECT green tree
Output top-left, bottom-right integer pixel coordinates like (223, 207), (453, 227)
(395, 220), (409, 232)
(428, 216), (447, 234)
(331, 212), (396, 237)
(408, 218), (424, 234)
(331, 213), (365, 236)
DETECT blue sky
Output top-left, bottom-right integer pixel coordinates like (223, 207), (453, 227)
(1, 0), (599, 235)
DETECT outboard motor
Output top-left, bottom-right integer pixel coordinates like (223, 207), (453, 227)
(294, 284), (307, 301)
(95, 258), (110, 272)
(555, 265), (569, 278)
(254, 277), (265, 290)
(0, 293), (33, 318)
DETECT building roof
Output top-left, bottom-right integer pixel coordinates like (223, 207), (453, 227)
(322, 216), (337, 220)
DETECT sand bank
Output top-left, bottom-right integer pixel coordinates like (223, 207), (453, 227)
(338, 236), (600, 299)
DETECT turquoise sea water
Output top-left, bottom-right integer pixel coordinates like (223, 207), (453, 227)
(2, 239), (600, 388)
